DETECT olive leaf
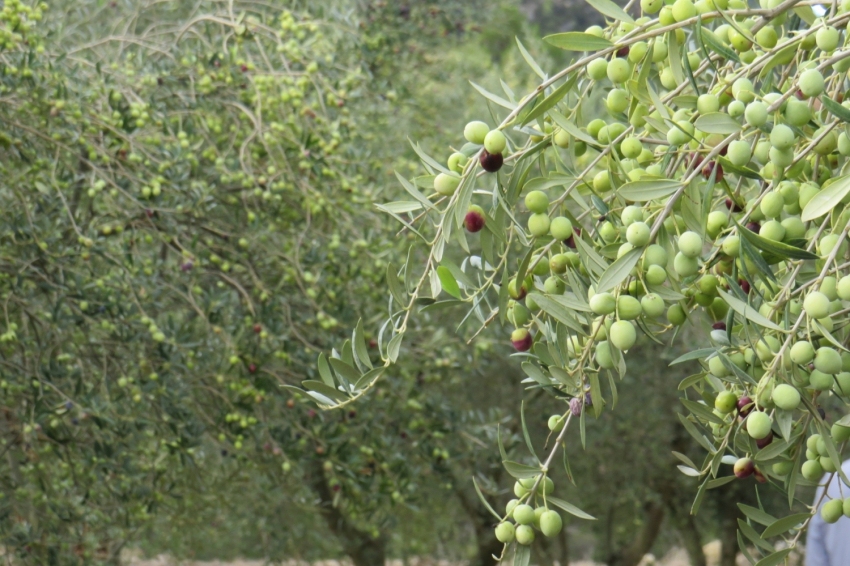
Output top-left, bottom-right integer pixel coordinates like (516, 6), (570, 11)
(717, 289), (784, 332)
(617, 179), (682, 202)
(543, 32), (613, 51)
(693, 112), (741, 135)
(801, 173), (850, 221)
(584, 0), (633, 23)
(595, 247), (642, 293)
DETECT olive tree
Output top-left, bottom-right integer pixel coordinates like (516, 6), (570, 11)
(0, 0), (550, 564)
(305, 0), (850, 564)
(0, 0), (417, 561)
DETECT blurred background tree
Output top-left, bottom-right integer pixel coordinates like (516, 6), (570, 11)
(0, 0), (806, 565)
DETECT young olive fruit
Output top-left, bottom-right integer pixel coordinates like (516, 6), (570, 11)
(822, 499), (844, 524)
(626, 221), (650, 247)
(515, 525), (535, 546)
(465, 205), (485, 233)
(484, 130), (507, 154)
(734, 457), (755, 478)
(528, 213), (551, 238)
(678, 231), (703, 258)
(464, 121), (489, 144)
(746, 411), (772, 440)
(607, 58), (630, 83)
(540, 510), (563, 537)
(610, 320), (637, 350)
(804, 291), (831, 319)
(525, 190), (549, 214)
(434, 173), (460, 196)
(799, 68), (825, 98)
(815, 347), (842, 374)
(617, 295), (642, 320)
(550, 217), (573, 241)
(802, 459), (823, 481)
(495, 522), (515, 543)
(641, 293), (665, 318)
(772, 384), (801, 410)
(513, 504), (535, 525)
(715, 390), (738, 413)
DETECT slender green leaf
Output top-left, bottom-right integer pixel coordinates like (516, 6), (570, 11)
(718, 289), (784, 332)
(302, 380), (348, 403)
(617, 179), (682, 202)
(754, 549), (793, 566)
(678, 465), (701, 477)
(376, 201), (423, 214)
(514, 542), (531, 566)
(352, 319), (373, 371)
(754, 439), (790, 462)
(701, 27), (740, 63)
(672, 451), (698, 470)
(793, 5), (816, 23)
(736, 221), (818, 260)
(670, 348), (716, 365)
(521, 75), (577, 126)
(760, 42), (796, 78)
(677, 413), (714, 452)
(691, 476), (709, 514)
(437, 266), (461, 299)
(353, 367), (385, 391)
(516, 37), (546, 80)
(802, 173), (850, 222)
(718, 156), (762, 180)
(318, 353), (335, 387)
(707, 476), (736, 489)
(395, 171), (435, 210)
(596, 247), (642, 293)
(520, 402), (541, 463)
(387, 263), (407, 307)
(547, 496), (596, 520)
(419, 299), (465, 313)
(738, 519), (776, 553)
(738, 504), (777, 527)
(549, 110), (597, 145)
(387, 333), (403, 363)
(523, 362), (552, 385)
(409, 140), (452, 174)
(694, 112), (741, 134)
(761, 513), (811, 539)
(472, 477), (502, 520)
(328, 358), (361, 384)
(528, 293), (585, 334)
(470, 81), (516, 110)
(502, 461), (541, 479)
(543, 32), (613, 51)
(822, 96), (850, 122)
(589, 372), (603, 418)
(679, 373), (707, 390)
(584, 0), (634, 23)
(681, 398), (724, 425)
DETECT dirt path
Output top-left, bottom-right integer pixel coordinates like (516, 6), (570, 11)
(126, 541), (792, 566)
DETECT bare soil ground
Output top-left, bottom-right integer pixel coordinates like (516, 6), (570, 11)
(126, 540), (801, 566)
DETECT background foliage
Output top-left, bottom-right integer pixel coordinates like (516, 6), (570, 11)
(0, 0), (805, 565)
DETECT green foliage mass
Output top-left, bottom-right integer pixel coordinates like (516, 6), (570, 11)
(310, 0), (850, 564)
(0, 0), (552, 564)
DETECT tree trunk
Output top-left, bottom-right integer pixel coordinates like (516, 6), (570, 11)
(457, 491), (505, 566)
(530, 525), (569, 566)
(558, 526), (570, 566)
(306, 458), (387, 566)
(606, 499), (666, 566)
(719, 493), (740, 566)
(470, 522), (504, 566)
(669, 501), (706, 566)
